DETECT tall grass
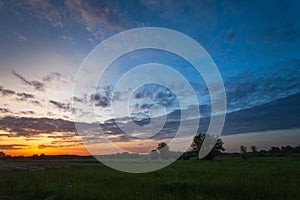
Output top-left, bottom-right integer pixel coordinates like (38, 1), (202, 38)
(0, 157), (299, 200)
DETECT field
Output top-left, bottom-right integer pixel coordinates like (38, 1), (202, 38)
(0, 156), (299, 200)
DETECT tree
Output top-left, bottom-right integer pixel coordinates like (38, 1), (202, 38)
(240, 145), (248, 159)
(250, 145), (257, 153)
(157, 142), (168, 150)
(270, 147), (280, 155)
(191, 134), (225, 160)
(157, 142), (170, 160)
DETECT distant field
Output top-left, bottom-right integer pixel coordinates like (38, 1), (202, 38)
(0, 157), (299, 200)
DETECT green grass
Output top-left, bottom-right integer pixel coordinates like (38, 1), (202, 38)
(0, 157), (299, 200)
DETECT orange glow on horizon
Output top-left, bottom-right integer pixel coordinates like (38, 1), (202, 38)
(1, 144), (90, 157)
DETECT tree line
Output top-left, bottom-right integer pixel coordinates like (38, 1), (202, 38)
(150, 134), (225, 160)
(1, 134), (299, 160)
(239, 144), (300, 159)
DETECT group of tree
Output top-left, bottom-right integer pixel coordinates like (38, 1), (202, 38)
(149, 133), (225, 160)
(149, 133), (300, 161)
(240, 145), (300, 159)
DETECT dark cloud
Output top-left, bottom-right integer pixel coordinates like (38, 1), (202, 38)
(38, 142), (81, 149)
(42, 72), (63, 82)
(225, 58), (300, 111)
(221, 92), (300, 134)
(1, 91), (299, 142)
(19, 111), (35, 115)
(30, 100), (42, 106)
(90, 93), (109, 107)
(0, 108), (11, 113)
(0, 86), (15, 96)
(49, 100), (70, 110)
(0, 116), (76, 137)
(16, 92), (35, 99)
(0, 144), (28, 150)
(12, 70), (45, 91)
(130, 84), (179, 118)
(73, 96), (85, 103)
(90, 85), (112, 107)
(0, 86), (37, 104)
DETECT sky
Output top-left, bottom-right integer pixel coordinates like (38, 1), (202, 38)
(0, 0), (299, 155)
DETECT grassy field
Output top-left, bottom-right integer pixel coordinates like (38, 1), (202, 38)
(0, 156), (299, 200)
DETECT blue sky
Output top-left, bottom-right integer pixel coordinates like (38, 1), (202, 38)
(0, 0), (299, 154)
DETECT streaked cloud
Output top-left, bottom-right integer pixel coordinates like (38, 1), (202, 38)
(65, 0), (128, 35)
(20, 0), (64, 28)
(0, 144), (29, 150)
(15, 32), (28, 41)
(49, 100), (70, 111)
(0, 86), (15, 96)
(12, 70), (45, 91)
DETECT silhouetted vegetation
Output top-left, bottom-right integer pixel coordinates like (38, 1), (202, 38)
(156, 142), (170, 160)
(0, 151), (5, 159)
(235, 144), (300, 158)
(240, 145), (248, 159)
(191, 134), (225, 160)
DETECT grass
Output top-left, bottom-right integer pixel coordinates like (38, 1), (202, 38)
(0, 156), (299, 200)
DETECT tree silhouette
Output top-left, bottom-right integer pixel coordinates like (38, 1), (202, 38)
(250, 145), (257, 153)
(191, 134), (225, 160)
(270, 147), (280, 154)
(240, 145), (248, 159)
(157, 142), (170, 160)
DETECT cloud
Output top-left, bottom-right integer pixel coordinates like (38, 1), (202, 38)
(89, 85), (112, 107)
(1, 90), (299, 143)
(0, 144), (29, 150)
(90, 93), (109, 107)
(130, 84), (178, 119)
(0, 116), (76, 137)
(19, 111), (35, 115)
(49, 100), (70, 110)
(38, 143), (79, 149)
(65, 0), (127, 37)
(62, 35), (73, 41)
(16, 92), (35, 99)
(15, 32), (28, 41)
(225, 58), (300, 112)
(0, 86), (15, 96)
(42, 72), (63, 82)
(0, 86), (40, 109)
(30, 100), (42, 106)
(0, 86), (36, 102)
(0, 108), (11, 113)
(20, 0), (63, 28)
(12, 70), (45, 91)
(72, 96), (85, 104)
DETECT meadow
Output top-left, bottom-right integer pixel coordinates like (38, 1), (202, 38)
(0, 156), (299, 200)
